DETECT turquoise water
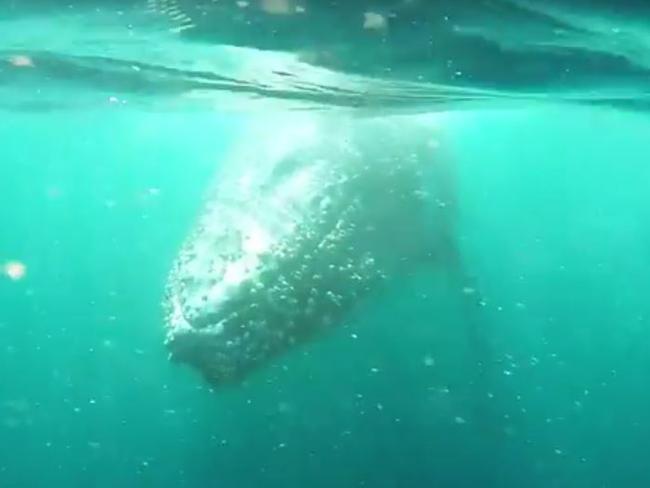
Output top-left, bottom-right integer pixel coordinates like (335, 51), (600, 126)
(2, 2), (650, 487)
(3, 106), (649, 487)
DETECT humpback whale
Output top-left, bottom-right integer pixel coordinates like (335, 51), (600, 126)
(163, 114), (472, 387)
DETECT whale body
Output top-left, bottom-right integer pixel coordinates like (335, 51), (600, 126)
(163, 114), (461, 387)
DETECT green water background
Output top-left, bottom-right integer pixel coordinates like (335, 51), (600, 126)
(1, 106), (649, 487)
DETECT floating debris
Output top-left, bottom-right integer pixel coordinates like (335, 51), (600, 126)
(3, 261), (26, 281)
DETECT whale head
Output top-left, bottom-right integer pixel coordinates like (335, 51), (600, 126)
(163, 115), (451, 386)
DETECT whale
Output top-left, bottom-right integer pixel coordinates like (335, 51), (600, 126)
(163, 113), (475, 387)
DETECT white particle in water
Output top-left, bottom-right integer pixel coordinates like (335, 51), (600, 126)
(9, 55), (34, 67)
(363, 12), (387, 30)
(3, 261), (27, 281)
(261, 0), (291, 14)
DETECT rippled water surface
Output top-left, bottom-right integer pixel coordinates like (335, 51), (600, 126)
(3, 0), (650, 112)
